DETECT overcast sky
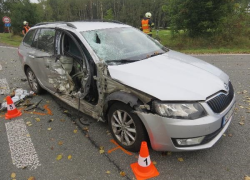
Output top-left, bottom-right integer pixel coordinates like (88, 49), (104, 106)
(30, 0), (38, 3)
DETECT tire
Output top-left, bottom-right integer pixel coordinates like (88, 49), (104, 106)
(26, 67), (43, 94)
(108, 102), (147, 152)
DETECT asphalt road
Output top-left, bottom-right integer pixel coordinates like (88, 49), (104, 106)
(0, 46), (250, 180)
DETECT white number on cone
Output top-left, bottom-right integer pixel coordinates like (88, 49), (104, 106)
(7, 104), (15, 111)
(138, 155), (151, 167)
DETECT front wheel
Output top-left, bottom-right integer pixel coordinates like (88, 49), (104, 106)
(108, 102), (147, 152)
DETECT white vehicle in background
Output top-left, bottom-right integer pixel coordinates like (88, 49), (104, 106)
(18, 21), (235, 152)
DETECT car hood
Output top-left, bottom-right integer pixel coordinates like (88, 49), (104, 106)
(108, 50), (229, 101)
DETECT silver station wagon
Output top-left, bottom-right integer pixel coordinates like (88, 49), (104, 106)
(18, 21), (235, 152)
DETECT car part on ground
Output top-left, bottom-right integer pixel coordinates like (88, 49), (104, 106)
(24, 98), (44, 111)
(0, 88), (34, 111)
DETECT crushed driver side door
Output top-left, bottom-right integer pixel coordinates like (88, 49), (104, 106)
(46, 29), (91, 99)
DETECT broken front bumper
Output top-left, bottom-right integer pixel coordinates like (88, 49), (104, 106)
(136, 96), (236, 152)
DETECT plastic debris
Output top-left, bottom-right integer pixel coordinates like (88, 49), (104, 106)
(0, 88), (34, 111)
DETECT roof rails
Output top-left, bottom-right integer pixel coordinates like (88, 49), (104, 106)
(34, 22), (77, 29)
(34, 19), (124, 28)
(75, 19), (124, 24)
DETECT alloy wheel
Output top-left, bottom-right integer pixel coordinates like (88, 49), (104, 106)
(111, 110), (136, 146)
(27, 70), (38, 91)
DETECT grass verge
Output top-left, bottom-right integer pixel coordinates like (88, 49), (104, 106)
(0, 31), (249, 54)
(152, 29), (250, 54)
(0, 33), (23, 47)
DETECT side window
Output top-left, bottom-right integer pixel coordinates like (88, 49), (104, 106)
(33, 29), (55, 54)
(31, 29), (40, 48)
(63, 33), (82, 58)
(23, 30), (36, 46)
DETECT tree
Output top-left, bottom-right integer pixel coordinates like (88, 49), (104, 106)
(0, 0), (248, 38)
(167, 0), (248, 38)
(104, 8), (114, 20)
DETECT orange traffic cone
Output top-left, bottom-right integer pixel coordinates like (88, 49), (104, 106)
(130, 141), (159, 180)
(5, 96), (22, 120)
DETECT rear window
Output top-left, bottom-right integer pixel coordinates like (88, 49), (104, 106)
(23, 30), (36, 46)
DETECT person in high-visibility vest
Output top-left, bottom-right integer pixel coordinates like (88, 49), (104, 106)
(22, 21), (30, 36)
(140, 12), (154, 37)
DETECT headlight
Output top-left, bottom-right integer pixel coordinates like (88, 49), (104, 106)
(153, 102), (207, 120)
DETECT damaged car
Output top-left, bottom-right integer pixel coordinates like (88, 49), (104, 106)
(18, 21), (235, 152)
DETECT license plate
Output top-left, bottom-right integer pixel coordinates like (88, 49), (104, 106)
(222, 104), (235, 127)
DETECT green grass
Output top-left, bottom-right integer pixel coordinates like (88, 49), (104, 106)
(152, 29), (250, 54)
(1, 31), (249, 54)
(0, 33), (23, 47)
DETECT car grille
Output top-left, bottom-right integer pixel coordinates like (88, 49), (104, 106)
(207, 82), (234, 113)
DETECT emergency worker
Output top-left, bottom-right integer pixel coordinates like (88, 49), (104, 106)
(140, 12), (154, 37)
(22, 21), (30, 36)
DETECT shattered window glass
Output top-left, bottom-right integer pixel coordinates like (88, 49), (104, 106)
(36, 29), (55, 54)
(81, 27), (167, 63)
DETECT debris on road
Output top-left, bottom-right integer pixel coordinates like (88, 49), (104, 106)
(11, 172), (16, 178)
(20, 78), (27, 82)
(239, 122), (245, 125)
(82, 127), (89, 132)
(56, 154), (63, 160)
(0, 88), (34, 111)
(79, 117), (91, 125)
(27, 176), (36, 180)
(35, 118), (40, 122)
(26, 121), (32, 126)
(58, 141), (63, 145)
(48, 119), (54, 123)
(119, 171), (126, 177)
(178, 158), (184, 162)
(24, 99), (44, 112)
(99, 146), (105, 154)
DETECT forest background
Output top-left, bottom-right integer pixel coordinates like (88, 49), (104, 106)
(0, 0), (250, 53)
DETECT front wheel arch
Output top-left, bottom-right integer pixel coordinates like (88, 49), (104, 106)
(104, 91), (143, 120)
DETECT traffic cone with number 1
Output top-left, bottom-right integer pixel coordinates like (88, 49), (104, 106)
(130, 141), (159, 180)
(5, 96), (22, 120)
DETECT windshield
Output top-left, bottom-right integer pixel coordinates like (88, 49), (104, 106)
(81, 27), (168, 64)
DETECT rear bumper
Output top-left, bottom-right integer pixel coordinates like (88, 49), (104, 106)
(137, 95), (236, 152)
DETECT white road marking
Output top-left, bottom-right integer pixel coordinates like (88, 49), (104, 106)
(192, 54), (250, 56)
(5, 119), (41, 170)
(0, 46), (18, 49)
(0, 78), (10, 95)
(0, 63), (2, 70)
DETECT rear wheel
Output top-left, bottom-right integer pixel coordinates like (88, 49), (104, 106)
(108, 102), (147, 152)
(26, 67), (43, 94)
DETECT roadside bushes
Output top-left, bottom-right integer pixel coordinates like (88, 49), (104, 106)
(168, 0), (250, 41)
